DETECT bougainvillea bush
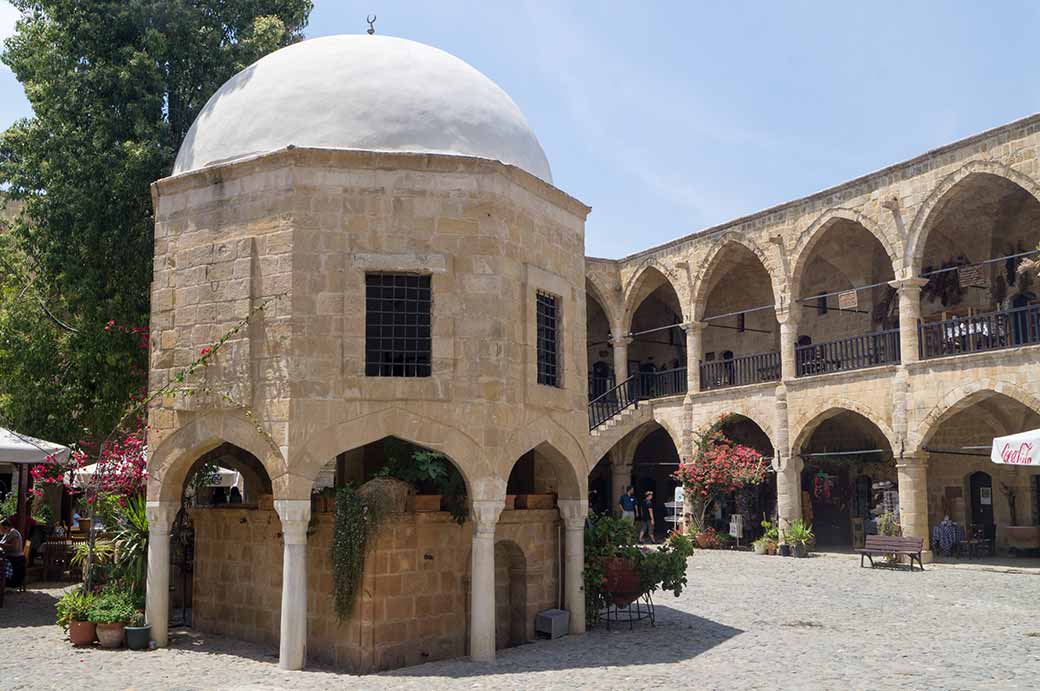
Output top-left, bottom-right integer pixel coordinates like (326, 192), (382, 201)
(674, 415), (768, 531)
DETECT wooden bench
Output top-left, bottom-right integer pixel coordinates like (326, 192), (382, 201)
(856, 535), (925, 572)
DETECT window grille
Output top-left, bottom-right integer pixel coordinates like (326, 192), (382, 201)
(365, 273), (432, 377)
(536, 291), (561, 387)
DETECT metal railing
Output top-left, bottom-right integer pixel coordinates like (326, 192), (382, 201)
(634, 367), (687, 400)
(588, 374), (616, 401)
(589, 376), (638, 431)
(920, 305), (1040, 360)
(699, 351), (781, 391)
(795, 329), (900, 377)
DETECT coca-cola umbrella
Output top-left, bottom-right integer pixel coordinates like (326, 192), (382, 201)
(990, 429), (1040, 466)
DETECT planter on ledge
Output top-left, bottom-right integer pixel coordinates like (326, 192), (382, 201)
(516, 494), (555, 510)
(413, 494), (443, 512)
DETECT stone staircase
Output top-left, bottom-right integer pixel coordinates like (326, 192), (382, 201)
(589, 403), (654, 461)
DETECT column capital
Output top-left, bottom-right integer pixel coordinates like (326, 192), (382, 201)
(557, 499), (588, 530)
(775, 301), (801, 325)
(275, 499), (311, 545)
(471, 499), (503, 538)
(896, 452), (929, 470)
(889, 276), (929, 293)
(610, 335), (633, 347)
(680, 321), (706, 334)
(146, 500), (180, 534)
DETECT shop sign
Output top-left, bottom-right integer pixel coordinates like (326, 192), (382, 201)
(837, 290), (858, 310)
(991, 429), (1040, 466)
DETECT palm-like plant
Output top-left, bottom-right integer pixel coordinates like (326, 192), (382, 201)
(112, 495), (149, 598)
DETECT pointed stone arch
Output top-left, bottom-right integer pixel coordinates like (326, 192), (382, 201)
(692, 232), (781, 317)
(909, 381), (1040, 453)
(620, 261), (689, 335)
(789, 207), (899, 298)
(791, 399), (898, 456)
(147, 409), (288, 502)
(585, 275), (622, 335)
(907, 160), (1040, 273)
(292, 406), (493, 498)
(500, 415), (587, 500)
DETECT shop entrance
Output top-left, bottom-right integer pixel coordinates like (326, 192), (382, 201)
(968, 471), (995, 540)
(798, 410), (896, 550)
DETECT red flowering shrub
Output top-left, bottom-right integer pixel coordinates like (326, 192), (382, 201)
(674, 418), (767, 530)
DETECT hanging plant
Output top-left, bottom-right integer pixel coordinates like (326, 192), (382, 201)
(331, 485), (390, 621)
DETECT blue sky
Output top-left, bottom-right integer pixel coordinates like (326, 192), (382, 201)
(3, 1), (1040, 258)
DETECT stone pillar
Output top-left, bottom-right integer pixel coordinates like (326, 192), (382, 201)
(776, 304), (801, 381)
(557, 499), (588, 635)
(773, 389), (802, 531)
(890, 276), (929, 364)
(469, 499), (504, 662)
(145, 500), (179, 647)
(610, 336), (633, 385)
(896, 454), (931, 559)
(609, 447), (632, 514)
(681, 322), (705, 393)
(275, 499), (311, 671)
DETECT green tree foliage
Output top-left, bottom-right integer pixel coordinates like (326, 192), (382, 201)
(0, 0), (312, 444)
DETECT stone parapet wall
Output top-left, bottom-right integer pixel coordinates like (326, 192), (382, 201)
(190, 506), (560, 673)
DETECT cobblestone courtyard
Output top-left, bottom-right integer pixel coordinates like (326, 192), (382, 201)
(2, 551), (1039, 690)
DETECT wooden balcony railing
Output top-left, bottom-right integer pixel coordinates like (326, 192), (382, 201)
(589, 376), (637, 431)
(795, 329), (900, 377)
(919, 305), (1040, 360)
(699, 351), (781, 391)
(633, 367), (687, 400)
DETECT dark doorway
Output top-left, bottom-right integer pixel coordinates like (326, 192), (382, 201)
(969, 471), (995, 539)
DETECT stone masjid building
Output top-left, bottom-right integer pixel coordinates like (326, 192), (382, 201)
(144, 33), (1040, 672)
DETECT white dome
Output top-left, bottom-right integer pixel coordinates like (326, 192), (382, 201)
(173, 35), (552, 182)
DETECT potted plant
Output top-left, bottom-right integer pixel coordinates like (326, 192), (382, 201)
(88, 587), (137, 648)
(760, 520), (779, 555)
(752, 537), (769, 555)
(56, 590), (98, 646)
(778, 542), (791, 557)
(124, 610), (151, 651)
(601, 556), (642, 607)
(785, 519), (814, 558)
(377, 441), (468, 523)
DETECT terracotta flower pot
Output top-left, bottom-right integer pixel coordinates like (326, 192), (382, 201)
(68, 620), (97, 646)
(695, 532), (712, 549)
(602, 557), (642, 608)
(413, 494), (443, 512)
(96, 622), (126, 649)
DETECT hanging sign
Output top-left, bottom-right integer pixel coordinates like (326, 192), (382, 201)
(838, 290), (858, 311)
(958, 264), (986, 288)
(990, 429), (1040, 466)
(980, 487), (992, 505)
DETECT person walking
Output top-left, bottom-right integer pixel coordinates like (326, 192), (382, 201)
(618, 486), (636, 523)
(639, 490), (656, 543)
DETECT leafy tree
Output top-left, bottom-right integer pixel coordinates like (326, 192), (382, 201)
(0, 0), (312, 444)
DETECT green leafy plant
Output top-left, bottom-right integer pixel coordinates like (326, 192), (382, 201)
(377, 439), (468, 524)
(331, 485), (390, 621)
(0, 492), (16, 519)
(112, 495), (149, 597)
(87, 587), (137, 624)
(56, 590), (96, 628)
(877, 512), (901, 537)
(32, 501), (53, 526)
(72, 540), (115, 569)
(761, 520), (779, 542)
(784, 519), (814, 546)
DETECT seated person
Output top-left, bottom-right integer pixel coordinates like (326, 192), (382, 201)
(0, 518), (26, 587)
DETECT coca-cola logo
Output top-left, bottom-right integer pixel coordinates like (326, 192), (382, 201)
(1001, 442), (1035, 465)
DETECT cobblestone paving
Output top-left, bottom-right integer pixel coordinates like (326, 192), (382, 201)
(2, 551), (1039, 690)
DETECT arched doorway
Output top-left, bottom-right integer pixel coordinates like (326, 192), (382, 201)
(797, 410), (895, 549)
(494, 540), (528, 650)
(793, 218), (897, 376)
(921, 390), (1040, 552)
(625, 268), (686, 400)
(719, 415), (776, 540)
(631, 425), (681, 539)
(697, 243), (780, 390)
(916, 172), (1040, 358)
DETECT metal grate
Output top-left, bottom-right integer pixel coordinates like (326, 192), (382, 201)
(365, 273), (432, 377)
(536, 291), (560, 387)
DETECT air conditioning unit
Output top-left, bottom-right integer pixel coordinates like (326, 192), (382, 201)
(534, 608), (570, 639)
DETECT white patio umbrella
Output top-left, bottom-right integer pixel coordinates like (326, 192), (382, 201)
(73, 463), (241, 489)
(0, 426), (70, 465)
(990, 429), (1040, 466)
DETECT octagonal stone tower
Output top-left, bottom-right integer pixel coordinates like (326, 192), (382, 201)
(145, 35), (591, 669)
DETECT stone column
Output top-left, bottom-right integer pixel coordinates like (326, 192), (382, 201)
(610, 336), (633, 385)
(275, 499), (311, 671)
(557, 499), (588, 635)
(145, 500), (179, 647)
(609, 447), (632, 514)
(896, 454), (931, 559)
(776, 304), (801, 381)
(469, 499), (503, 662)
(890, 276), (929, 364)
(681, 322), (705, 393)
(773, 389), (802, 531)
